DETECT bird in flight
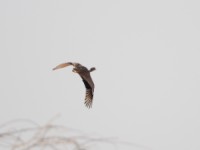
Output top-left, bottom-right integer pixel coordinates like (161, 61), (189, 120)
(53, 62), (96, 108)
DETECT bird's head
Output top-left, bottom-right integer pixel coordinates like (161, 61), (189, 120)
(89, 67), (96, 72)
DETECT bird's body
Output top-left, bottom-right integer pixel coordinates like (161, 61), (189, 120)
(53, 62), (95, 108)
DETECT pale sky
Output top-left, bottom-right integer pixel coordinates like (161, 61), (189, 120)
(0, 0), (200, 150)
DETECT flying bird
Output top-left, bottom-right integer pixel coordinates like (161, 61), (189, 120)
(53, 62), (96, 108)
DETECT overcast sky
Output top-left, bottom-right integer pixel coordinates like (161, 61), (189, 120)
(0, 0), (200, 150)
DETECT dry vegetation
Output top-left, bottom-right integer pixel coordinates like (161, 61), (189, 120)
(0, 117), (119, 150)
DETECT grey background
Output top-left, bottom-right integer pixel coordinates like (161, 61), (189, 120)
(0, 0), (200, 150)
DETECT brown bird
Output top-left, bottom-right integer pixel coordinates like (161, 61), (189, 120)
(53, 62), (96, 108)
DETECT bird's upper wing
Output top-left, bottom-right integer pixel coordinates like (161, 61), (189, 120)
(80, 72), (95, 108)
(52, 62), (73, 70)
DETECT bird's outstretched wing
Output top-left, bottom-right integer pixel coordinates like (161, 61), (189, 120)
(52, 62), (73, 70)
(80, 73), (95, 108)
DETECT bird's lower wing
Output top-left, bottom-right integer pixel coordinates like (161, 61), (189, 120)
(81, 77), (94, 108)
(53, 62), (73, 70)
(85, 89), (93, 108)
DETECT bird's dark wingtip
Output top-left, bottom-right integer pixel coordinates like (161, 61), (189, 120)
(85, 101), (92, 109)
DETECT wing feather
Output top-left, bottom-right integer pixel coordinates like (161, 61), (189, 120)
(81, 74), (94, 108)
(81, 73), (94, 92)
(53, 62), (73, 70)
